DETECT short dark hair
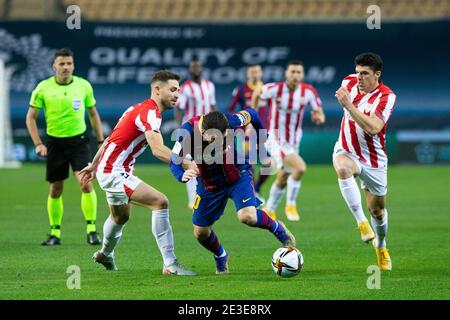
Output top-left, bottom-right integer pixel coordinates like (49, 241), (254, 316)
(354, 52), (383, 72)
(54, 48), (73, 61)
(286, 59), (304, 69)
(202, 111), (229, 133)
(151, 70), (180, 84)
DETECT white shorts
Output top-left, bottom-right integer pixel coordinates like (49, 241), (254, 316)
(96, 171), (143, 205)
(332, 145), (388, 196)
(266, 134), (300, 173)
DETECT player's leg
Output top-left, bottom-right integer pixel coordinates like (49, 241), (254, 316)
(74, 173), (100, 244)
(42, 138), (69, 245)
(93, 203), (130, 270)
(71, 138), (100, 244)
(283, 153), (306, 221)
(265, 169), (288, 219)
(237, 206), (296, 247)
(333, 153), (375, 243)
(131, 181), (196, 275)
(361, 167), (391, 270)
(192, 187), (229, 274)
(231, 172), (296, 247)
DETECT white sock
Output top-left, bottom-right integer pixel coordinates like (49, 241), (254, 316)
(186, 179), (197, 204)
(371, 209), (388, 248)
(152, 209), (176, 266)
(338, 177), (367, 225)
(101, 215), (125, 257)
(266, 182), (286, 212)
(286, 176), (301, 206)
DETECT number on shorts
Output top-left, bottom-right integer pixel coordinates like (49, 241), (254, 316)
(193, 194), (201, 210)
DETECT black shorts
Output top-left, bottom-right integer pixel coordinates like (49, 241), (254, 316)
(46, 132), (91, 182)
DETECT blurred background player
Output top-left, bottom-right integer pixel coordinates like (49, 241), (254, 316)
(80, 70), (196, 275)
(228, 64), (270, 202)
(253, 60), (325, 221)
(333, 53), (396, 271)
(175, 58), (217, 209)
(25, 48), (104, 246)
(170, 110), (295, 274)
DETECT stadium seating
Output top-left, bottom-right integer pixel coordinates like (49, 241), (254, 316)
(2, 0), (449, 21)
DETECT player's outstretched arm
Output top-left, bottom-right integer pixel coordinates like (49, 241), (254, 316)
(79, 139), (107, 184)
(145, 130), (172, 163)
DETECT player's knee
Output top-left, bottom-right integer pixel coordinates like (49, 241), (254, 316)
(80, 183), (92, 193)
(112, 213), (129, 225)
(49, 184), (63, 197)
(237, 208), (257, 225)
(153, 194), (169, 210)
(369, 207), (385, 219)
(193, 227), (209, 240)
(292, 165), (306, 179)
(334, 165), (353, 179)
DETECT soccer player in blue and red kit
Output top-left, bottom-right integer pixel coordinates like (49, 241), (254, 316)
(170, 109), (296, 274)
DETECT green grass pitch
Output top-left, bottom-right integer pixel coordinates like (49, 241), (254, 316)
(0, 164), (449, 300)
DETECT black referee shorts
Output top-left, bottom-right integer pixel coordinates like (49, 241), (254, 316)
(45, 132), (91, 183)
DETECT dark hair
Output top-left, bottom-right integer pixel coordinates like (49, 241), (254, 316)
(354, 52), (383, 72)
(54, 48), (73, 61)
(151, 70), (180, 84)
(286, 59), (304, 68)
(202, 111), (229, 133)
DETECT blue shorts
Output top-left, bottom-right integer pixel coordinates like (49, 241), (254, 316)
(192, 170), (262, 227)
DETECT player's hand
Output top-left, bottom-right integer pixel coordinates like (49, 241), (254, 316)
(182, 169), (198, 182)
(182, 161), (199, 175)
(35, 144), (47, 157)
(311, 110), (325, 125)
(79, 164), (96, 184)
(335, 87), (353, 110)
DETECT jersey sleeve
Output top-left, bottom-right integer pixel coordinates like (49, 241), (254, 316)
(170, 122), (194, 182)
(84, 80), (96, 108)
(137, 108), (161, 132)
(305, 86), (322, 111)
(228, 86), (242, 113)
(374, 92), (396, 124)
(260, 83), (275, 100)
(209, 81), (216, 106)
(29, 82), (45, 109)
(177, 86), (188, 110)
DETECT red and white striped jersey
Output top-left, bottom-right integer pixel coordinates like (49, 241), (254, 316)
(177, 79), (216, 123)
(97, 99), (162, 174)
(261, 81), (322, 145)
(336, 74), (396, 168)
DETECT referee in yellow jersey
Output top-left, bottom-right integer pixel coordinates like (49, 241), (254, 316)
(26, 48), (104, 246)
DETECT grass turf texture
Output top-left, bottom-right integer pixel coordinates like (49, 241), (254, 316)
(0, 164), (449, 300)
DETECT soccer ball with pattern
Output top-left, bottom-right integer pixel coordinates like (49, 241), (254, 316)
(271, 246), (303, 278)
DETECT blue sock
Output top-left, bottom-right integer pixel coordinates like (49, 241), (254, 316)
(254, 209), (279, 232)
(254, 209), (289, 244)
(198, 229), (224, 257)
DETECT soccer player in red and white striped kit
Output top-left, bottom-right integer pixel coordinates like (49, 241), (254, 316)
(333, 53), (396, 271)
(175, 59), (217, 209)
(253, 60), (325, 222)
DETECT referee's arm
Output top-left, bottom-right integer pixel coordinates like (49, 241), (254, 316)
(87, 106), (104, 147)
(25, 106), (47, 156)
